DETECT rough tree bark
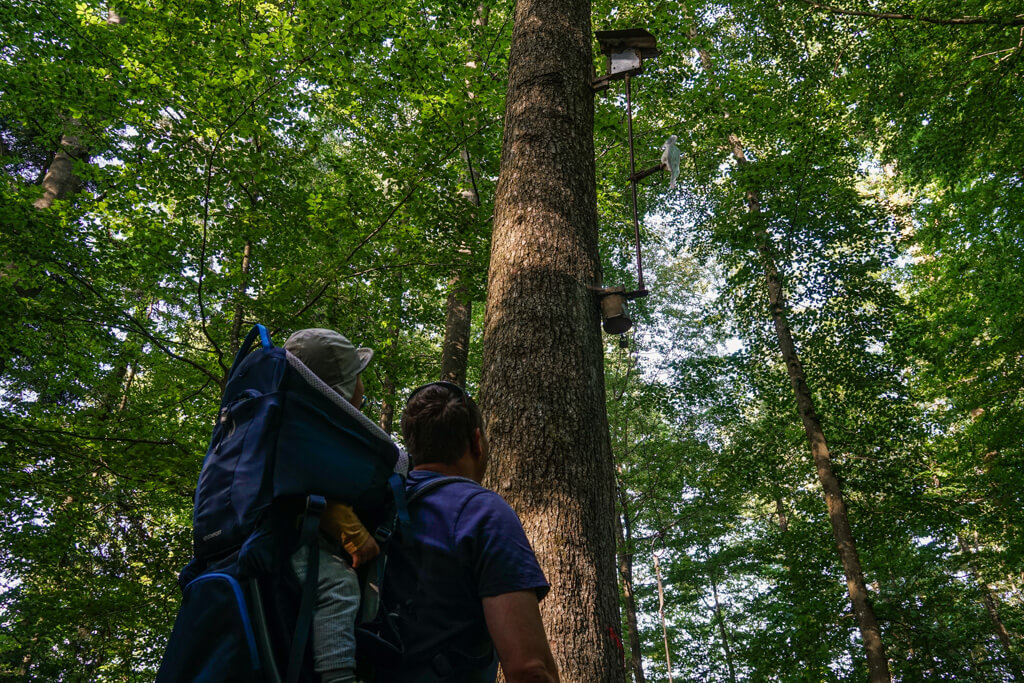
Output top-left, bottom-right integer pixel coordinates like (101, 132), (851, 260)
(686, 16), (892, 682)
(479, 0), (623, 678)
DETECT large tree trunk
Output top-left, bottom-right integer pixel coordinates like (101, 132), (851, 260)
(479, 0), (623, 678)
(686, 18), (891, 681)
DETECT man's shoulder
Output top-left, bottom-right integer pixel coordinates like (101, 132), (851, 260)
(406, 472), (517, 524)
(404, 471), (549, 600)
(407, 470), (490, 500)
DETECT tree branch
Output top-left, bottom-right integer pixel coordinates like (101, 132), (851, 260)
(286, 120), (494, 322)
(797, 0), (1024, 26)
(195, 47), (325, 373)
(52, 268), (225, 386)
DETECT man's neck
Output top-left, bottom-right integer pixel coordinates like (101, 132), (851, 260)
(414, 460), (480, 483)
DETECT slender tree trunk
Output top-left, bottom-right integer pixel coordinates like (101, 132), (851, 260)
(379, 297), (402, 435)
(775, 496), (789, 533)
(480, 0), (622, 678)
(686, 18), (891, 682)
(617, 490), (646, 683)
(652, 551), (673, 683)
(115, 306), (149, 412)
(440, 284), (471, 386)
(957, 535), (1024, 679)
(758, 224), (889, 682)
(106, 2), (123, 24)
(438, 141), (475, 385)
(460, 146), (482, 207)
(474, 3), (489, 26)
(33, 131), (89, 209)
(378, 372), (396, 435)
(16, 622), (41, 680)
(710, 574), (738, 683)
(378, 321), (399, 435)
(229, 239), (252, 355)
(741, 137), (890, 683)
(33, 8), (121, 210)
(980, 591), (1023, 680)
(439, 7), (487, 387)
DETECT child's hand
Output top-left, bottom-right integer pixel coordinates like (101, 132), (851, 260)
(350, 535), (380, 568)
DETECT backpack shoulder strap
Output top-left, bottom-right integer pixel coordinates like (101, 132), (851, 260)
(370, 475), (476, 604)
(286, 494), (325, 683)
(406, 475), (478, 505)
(229, 324), (273, 378)
(365, 475), (481, 609)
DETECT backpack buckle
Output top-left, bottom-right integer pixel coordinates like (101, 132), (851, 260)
(431, 652), (454, 677)
(373, 524), (393, 544)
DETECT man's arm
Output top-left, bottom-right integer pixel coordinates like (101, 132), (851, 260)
(483, 590), (560, 683)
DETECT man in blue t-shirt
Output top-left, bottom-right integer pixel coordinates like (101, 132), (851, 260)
(378, 381), (559, 683)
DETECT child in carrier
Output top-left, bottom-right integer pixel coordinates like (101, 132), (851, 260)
(284, 328), (404, 683)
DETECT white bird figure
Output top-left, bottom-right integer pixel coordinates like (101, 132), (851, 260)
(660, 135), (681, 190)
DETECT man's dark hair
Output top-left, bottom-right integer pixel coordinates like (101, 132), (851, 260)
(401, 382), (483, 466)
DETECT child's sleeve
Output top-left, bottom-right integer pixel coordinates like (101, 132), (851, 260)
(322, 501), (371, 555)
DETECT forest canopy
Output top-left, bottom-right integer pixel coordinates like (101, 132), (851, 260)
(1, 0), (1022, 679)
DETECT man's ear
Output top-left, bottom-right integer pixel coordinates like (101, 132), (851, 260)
(470, 427), (484, 459)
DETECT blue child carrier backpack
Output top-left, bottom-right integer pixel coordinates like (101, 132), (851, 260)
(156, 324), (409, 683)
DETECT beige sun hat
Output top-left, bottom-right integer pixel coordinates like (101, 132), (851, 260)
(283, 328), (373, 401)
